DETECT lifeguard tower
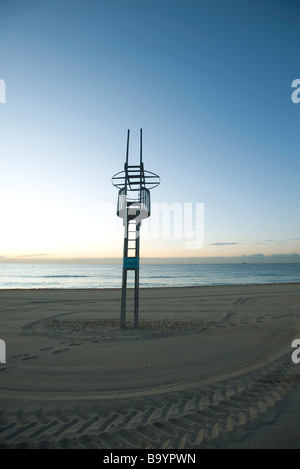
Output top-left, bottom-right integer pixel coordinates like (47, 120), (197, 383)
(112, 129), (160, 328)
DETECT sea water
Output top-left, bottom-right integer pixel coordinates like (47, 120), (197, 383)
(0, 263), (300, 289)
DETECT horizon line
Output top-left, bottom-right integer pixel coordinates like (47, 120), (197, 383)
(1, 253), (300, 264)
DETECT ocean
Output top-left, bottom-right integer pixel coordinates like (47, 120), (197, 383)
(0, 263), (300, 289)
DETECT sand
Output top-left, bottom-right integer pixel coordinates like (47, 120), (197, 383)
(0, 283), (300, 449)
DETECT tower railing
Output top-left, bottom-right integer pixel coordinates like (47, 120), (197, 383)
(117, 187), (150, 220)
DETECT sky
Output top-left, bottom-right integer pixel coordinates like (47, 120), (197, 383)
(0, 0), (300, 262)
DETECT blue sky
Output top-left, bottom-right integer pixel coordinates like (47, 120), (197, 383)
(0, 0), (299, 261)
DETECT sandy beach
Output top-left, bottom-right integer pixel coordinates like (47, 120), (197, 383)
(0, 283), (300, 449)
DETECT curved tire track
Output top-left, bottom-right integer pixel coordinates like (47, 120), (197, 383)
(0, 352), (297, 448)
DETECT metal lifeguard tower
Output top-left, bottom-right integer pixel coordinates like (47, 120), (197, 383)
(112, 129), (160, 328)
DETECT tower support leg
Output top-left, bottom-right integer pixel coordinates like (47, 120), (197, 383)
(120, 268), (127, 328)
(134, 268), (139, 328)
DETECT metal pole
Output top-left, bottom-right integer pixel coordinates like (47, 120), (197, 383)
(120, 267), (127, 328)
(140, 128), (142, 166)
(125, 129), (130, 169)
(121, 129), (130, 329)
(125, 129), (130, 191)
(134, 219), (140, 328)
(134, 268), (139, 328)
(120, 211), (128, 328)
(133, 129), (143, 328)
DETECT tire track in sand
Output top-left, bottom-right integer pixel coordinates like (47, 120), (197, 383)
(0, 352), (297, 449)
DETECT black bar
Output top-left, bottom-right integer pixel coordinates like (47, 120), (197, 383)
(5, 449), (208, 465)
(2, 448), (209, 462)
